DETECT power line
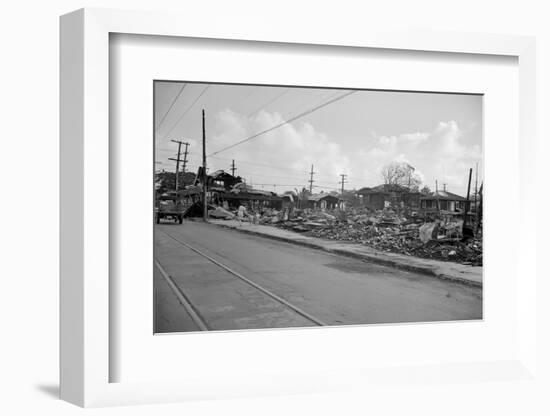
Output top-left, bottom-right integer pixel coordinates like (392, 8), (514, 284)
(240, 88), (258, 102)
(228, 170), (309, 181)
(229, 87), (261, 112)
(208, 90), (357, 156)
(314, 184), (340, 191)
(281, 89), (340, 121)
(209, 155), (309, 175)
(208, 155), (357, 186)
(243, 183), (341, 192)
(209, 156), (336, 183)
(209, 155), (363, 186)
(208, 160), (339, 184)
(249, 183), (308, 187)
(163, 85), (211, 138)
(247, 88), (290, 118)
(155, 83), (186, 130)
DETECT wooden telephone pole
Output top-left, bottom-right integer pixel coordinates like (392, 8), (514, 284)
(435, 180), (440, 212)
(202, 109), (208, 221)
(464, 168), (473, 224)
(231, 159), (237, 176)
(474, 163), (479, 233)
(308, 165), (315, 193)
(168, 139), (189, 193)
(339, 174), (347, 195)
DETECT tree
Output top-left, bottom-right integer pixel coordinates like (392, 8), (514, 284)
(294, 187), (310, 209)
(380, 161), (422, 191)
(155, 170), (197, 194)
(420, 185), (431, 195)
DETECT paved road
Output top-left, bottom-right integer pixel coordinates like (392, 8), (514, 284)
(154, 221), (482, 333)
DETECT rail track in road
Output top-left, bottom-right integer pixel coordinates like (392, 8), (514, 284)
(156, 228), (327, 331)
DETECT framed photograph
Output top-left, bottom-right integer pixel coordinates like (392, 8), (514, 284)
(152, 81), (483, 335)
(60, 8), (537, 407)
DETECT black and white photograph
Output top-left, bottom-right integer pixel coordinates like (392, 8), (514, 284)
(154, 81), (483, 333)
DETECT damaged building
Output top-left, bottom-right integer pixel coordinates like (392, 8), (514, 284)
(306, 193), (340, 210)
(419, 190), (466, 213)
(221, 182), (282, 209)
(357, 184), (421, 211)
(191, 168), (282, 210)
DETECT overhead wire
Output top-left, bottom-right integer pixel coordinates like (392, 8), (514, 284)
(155, 83), (186, 130)
(281, 89), (340, 121)
(247, 88), (290, 118)
(162, 85), (211, 139)
(208, 156), (349, 184)
(208, 90), (357, 156)
(235, 86), (261, 105)
(156, 85), (361, 190)
(209, 155), (311, 175)
(230, 170), (311, 182)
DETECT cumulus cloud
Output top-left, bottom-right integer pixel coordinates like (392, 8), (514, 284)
(197, 110), (481, 194)
(358, 120), (482, 192)
(206, 109), (352, 191)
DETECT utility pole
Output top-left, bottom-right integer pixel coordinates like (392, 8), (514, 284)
(181, 142), (190, 173)
(464, 168), (473, 224)
(435, 180), (440, 212)
(308, 165), (315, 193)
(202, 110), (208, 221)
(230, 159), (236, 176)
(339, 174), (347, 212)
(474, 163), (479, 233)
(168, 139), (190, 193)
(477, 182), (483, 231)
(339, 174), (347, 195)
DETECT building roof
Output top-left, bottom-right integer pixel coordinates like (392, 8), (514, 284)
(357, 184), (415, 194)
(308, 193), (340, 202)
(221, 192), (281, 201)
(229, 182), (276, 196)
(420, 190), (466, 201)
(210, 170), (237, 180)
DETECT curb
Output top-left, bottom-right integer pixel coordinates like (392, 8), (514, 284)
(208, 221), (482, 288)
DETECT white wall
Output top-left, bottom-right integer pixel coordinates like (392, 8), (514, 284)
(1, 1), (548, 414)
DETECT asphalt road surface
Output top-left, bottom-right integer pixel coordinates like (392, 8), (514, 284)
(154, 221), (482, 333)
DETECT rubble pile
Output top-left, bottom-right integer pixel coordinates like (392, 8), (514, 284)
(209, 206), (235, 220)
(200, 201), (481, 266)
(265, 207), (482, 266)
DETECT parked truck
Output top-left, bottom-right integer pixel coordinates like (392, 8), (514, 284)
(155, 195), (185, 224)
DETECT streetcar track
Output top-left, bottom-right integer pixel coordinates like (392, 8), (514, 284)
(155, 259), (210, 331)
(157, 228), (327, 327)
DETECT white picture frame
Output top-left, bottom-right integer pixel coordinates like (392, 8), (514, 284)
(60, 8), (537, 407)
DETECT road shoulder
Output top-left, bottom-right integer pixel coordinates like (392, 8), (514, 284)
(206, 219), (482, 287)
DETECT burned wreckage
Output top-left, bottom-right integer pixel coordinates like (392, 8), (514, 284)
(155, 169), (483, 266)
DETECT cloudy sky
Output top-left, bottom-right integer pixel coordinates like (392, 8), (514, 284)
(154, 81), (483, 195)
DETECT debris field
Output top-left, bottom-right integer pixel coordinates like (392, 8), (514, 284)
(202, 204), (482, 266)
